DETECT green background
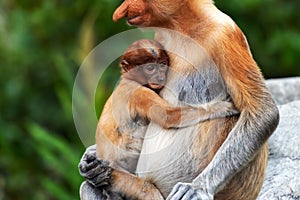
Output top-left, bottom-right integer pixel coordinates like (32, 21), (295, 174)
(0, 0), (299, 199)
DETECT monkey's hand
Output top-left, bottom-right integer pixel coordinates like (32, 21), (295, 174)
(78, 145), (112, 187)
(204, 100), (240, 118)
(166, 182), (213, 200)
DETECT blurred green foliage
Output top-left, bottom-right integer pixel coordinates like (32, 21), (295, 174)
(216, 0), (300, 77)
(0, 0), (299, 199)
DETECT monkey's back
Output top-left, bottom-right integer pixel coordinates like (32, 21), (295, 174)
(96, 79), (148, 173)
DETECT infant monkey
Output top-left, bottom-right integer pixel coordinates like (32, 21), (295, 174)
(93, 39), (238, 186)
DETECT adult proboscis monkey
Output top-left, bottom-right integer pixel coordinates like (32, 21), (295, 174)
(79, 0), (279, 199)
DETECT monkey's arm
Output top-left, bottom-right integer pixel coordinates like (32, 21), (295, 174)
(167, 28), (279, 200)
(130, 86), (238, 129)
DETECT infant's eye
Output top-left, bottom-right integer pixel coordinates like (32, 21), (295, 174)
(145, 64), (155, 73)
(159, 64), (168, 70)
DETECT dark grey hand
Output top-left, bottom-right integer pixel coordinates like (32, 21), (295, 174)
(78, 145), (112, 187)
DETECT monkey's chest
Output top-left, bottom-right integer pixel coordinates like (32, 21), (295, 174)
(160, 68), (227, 106)
(117, 115), (149, 138)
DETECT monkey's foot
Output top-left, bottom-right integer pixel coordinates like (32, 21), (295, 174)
(167, 182), (213, 200)
(79, 145), (112, 187)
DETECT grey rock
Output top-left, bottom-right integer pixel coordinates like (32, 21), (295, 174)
(268, 101), (300, 160)
(258, 101), (300, 200)
(266, 77), (300, 105)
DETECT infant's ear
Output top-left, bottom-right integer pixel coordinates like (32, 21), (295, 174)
(120, 59), (131, 72)
(120, 60), (129, 66)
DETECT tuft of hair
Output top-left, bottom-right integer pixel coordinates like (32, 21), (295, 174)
(120, 39), (169, 72)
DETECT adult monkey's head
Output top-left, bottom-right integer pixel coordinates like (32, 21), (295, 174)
(112, 0), (190, 27)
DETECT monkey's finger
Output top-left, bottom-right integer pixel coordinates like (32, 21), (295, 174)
(89, 168), (112, 187)
(85, 152), (97, 162)
(167, 183), (190, 200)
(180, 189), (196, 200)
(84, 167), (105, 179)
(79, 159), (99, 175)
(84, 162), (111, 179)
(79, 160), (89, 174)
(80, 157), (110, 178)
(193, 190), (213, 200)
(80, 145), (97, 162)
(85, 157), (100, 169)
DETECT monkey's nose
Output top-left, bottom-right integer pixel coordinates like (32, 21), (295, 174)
(157, 76), (164, 82)
(158, 77), (165, 82)
(113, 2), (128, 22)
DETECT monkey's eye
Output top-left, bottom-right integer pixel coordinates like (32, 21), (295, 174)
(159, 64), (168, 70)
(144, 64), (156, 74)
(161, 61), (168, 65)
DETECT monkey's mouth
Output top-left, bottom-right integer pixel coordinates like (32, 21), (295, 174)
(127, 16), (144, 26)
(148, 83), (164, 90)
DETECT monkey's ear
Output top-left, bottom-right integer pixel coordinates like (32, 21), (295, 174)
(120, 60), (129, 66)
(120, 59), (131, 72)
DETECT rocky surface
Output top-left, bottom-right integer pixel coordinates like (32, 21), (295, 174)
(258, 100), (300, 200)
(266, 77), (300, 105)
(258, 77), (300, 200)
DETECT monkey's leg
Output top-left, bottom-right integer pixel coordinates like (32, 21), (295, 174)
(110, 170), (164, 200)
(79, 146), (163, 199)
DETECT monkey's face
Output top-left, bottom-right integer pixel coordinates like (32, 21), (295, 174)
(113, 0), (183, 27)
(138, 63), (168, 90)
